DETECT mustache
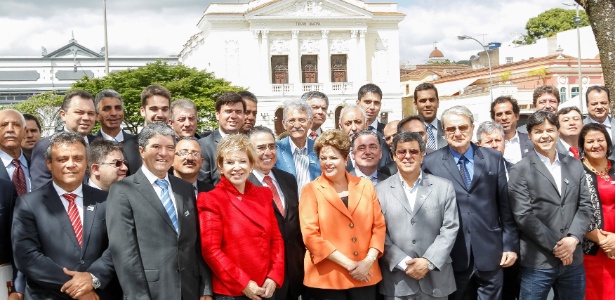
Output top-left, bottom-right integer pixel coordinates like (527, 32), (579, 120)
(3, 133), (17, 138)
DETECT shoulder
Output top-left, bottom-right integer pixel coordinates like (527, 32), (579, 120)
(376, 175), (395, 191)
(123, 131), (135, 140)
(169, 175), (192, 190)
(423, 173), (453, 187)
(423, 147), (447, 163)
(83, 185), (109, 202)
(277, 137), (290, 148)
(272, 168), (295, 181)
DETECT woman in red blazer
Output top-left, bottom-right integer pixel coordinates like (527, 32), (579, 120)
(300, 129), (386, 300)
(198, 134), (284, 300)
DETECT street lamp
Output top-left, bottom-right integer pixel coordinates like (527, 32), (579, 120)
(458, 35), (493, 101)
(563, 2), (583, 114)
(103, 0), (110, 76)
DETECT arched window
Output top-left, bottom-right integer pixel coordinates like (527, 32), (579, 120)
(560, 87), (567, 103)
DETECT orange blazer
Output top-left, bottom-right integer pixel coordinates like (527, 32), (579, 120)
(299, 172), (386, 290)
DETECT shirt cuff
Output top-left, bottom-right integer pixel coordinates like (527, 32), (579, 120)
(396, 256), (413, 271)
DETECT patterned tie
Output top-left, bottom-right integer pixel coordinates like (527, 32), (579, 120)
(11, 159), (27, 195)
(294, 148), (310, 189)
(368, 125), (376, 133)
(458, 155), (472, 189)
(569, 147), (580, 159)
(263, 175), (284, 217)
(308, 131), (318, 140)
(63, 193), (82, 247)
(426, 124), (436, 151)
(155, 179), (179, 233)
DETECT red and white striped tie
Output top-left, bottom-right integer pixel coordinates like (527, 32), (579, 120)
(63, 193), (82, 247)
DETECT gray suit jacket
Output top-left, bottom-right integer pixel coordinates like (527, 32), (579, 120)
(508, 151), (592, 268)
(349, 169), (389, 185)
(106, 169), (212, 299)
(376, 174), (459, 298)
(198, 130), (222, 185)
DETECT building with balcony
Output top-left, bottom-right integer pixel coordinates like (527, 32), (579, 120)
(180, 0), (405, 134)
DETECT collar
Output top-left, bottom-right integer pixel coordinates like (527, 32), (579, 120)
(218, 174), (254, 195)
(218, 128), (228, 140)
(88, 179), (103, 190)
(354, 167), (378, 179)
(141, 165), (170, 184)
(52, 181), (84, 197)
(589, 116), (612, 128)
(426, 118), (439, 129)
(535, 150), (561, 165)
(398, 171), (423, 189)
(100, 129), (124, 142)
(559, 139), (572, 151)
(507, 131), (520, 143)
(0, 148), (27, 168)
(368, 119), (379, 131)
(290, 138), (308, 154)
(252, 168), (272, 182)
(450, 144), (474, 160)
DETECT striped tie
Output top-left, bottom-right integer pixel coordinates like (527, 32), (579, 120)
(293, 147), (310, 190)
(458, 155), (472, 189)
(63, 193), (82, 247)
(155, 179), (179, 233)
(426, 124), (436, 151)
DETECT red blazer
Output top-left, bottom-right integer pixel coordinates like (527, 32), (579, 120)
(198, 176), (285, 296)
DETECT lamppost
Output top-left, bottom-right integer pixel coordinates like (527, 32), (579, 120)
(458, 35), (493, 101)
(563, 2), (583, 114)
(103, 0), (109, 76)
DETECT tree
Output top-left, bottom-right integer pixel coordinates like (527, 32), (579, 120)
(515, 8), (589, 44)
(576, 0), (615, 115)
(71, 61), (243, 134)
(3, 92), (64, 136)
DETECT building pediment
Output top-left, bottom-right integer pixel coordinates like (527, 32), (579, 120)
(44, 41), (102, 59)
(246, 0), (371, 19)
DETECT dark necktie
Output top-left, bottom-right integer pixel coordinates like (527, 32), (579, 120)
(263, 175), (284, 217)
(569, 147), (580, 159)
(12, 159), (27, 195)
(63, 193), (82, 247)
(458, 155), (471, 189)
(426, 124), (436, 151)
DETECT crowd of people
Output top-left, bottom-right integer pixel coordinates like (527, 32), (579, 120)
(0, 81), (613, 300)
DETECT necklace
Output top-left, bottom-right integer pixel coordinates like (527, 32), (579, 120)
(583, 159), (612, 181)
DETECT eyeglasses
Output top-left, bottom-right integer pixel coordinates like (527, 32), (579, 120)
(444, 124), (471, 133)
(98, 160), (128, 168)
(395, 149), (421, 159)
(255, 143), (276, 152)
(286, 118), (309, 126)
(175, 150), (202, 158)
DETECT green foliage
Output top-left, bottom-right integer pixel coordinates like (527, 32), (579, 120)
(71, 60), (243, 134)
(426, 59), (452, 65)
(3, 92), (64, 133)
(516, 8), (589, 45)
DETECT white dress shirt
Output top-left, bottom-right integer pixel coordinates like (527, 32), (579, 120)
(504, 132), (523, 164)
(53, 182), (84, 225)
(396, 172), (423, 270)
(368, 120), (379, 134)
(252, 169), (286, 209)
(0, 149), (32, 192)
(141, 166), (178, 214)
(535, 150), (562, 195)
(558, 139), (575, 157)
(354, 168), (378, 186)
(88, 180), (103, 191)
(100, 130), (125, 142)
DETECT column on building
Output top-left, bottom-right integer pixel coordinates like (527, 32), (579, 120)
(252, 30), (262, 94)
(317, 30), (330, 90)
(289, 30), (300, 93)
(357, 29), (367, 84)
(262, 30), (270, 87)
(348, 30), (358, 86)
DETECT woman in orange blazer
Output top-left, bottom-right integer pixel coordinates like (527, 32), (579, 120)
(299, 129), (386, 300)
(198, 135), (285, 300)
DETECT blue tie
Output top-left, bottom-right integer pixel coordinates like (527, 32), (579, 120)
(458, 155), (471, 189)
(426, 124), (436, 150)
(155, 179), (179, 233)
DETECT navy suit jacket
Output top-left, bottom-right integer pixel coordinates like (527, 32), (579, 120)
(0, 179), (17, 265)
(12, 183), (119, 299)
(275, 137), (321, 182)
(422, 144), (519, 272)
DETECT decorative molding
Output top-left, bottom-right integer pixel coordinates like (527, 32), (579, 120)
(375, 39), (388, 52)
(291, 30), (299, 39)
(300, 39), (319, 54)
(270, 39), (291, 54)
(330, 39), (349, 54)
(350, 30), (358, 39)
(251, 30), (261, 39)
(269, 0), (347, 17)
(359, 30), (367, 39)
(321, 30), (330, 39)
(262, 30), (269, 39)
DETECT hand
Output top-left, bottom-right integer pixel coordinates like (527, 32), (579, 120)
(405, 258), (429, 280)
(500, 251), (518, 268)
(61, 268), (94, 299)
(77, 290), (99, 300)
(260, 278), (276, 298)
(599, 230), (615, 254)
(553, 237), (577, 264)
(349, 259), (373, 282)
(242, 280), (264, 300)
(200, 296), (213, 300)
(7, 293), (24, 300)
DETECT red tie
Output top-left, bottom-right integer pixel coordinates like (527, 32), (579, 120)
(263, 175), (284, 217)
(63, 193), (83, 247)
(11, 159), (27, 195)
(570, 147), (580, 159)
(309, 131), (318, 140)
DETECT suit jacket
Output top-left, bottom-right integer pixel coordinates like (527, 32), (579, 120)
(0, 178), (17, 265)
(197, 179), (215, 194)
(106, 169), (212, 299)
(422, 144), (519, 272)
(349, 168), (389, 185)
(0, 152), (31, 183)
(425, 119), (448, 150)
(198, 176), (284, 296)
(275, 137), (321, 183)
(376, 121), (386, 135)
(12, 183), (118, 299)
(93, 130), (141, 176)
(299, 173), (386, 289)
(508, 151), (592, 268)
(30, 134), (95, 191)
(555, 140), (572, 157)
(377, 174), (459, 298)
(518, 132), (534, 159)
(198, 130), (223, 185)
(248, 168), (304, 300)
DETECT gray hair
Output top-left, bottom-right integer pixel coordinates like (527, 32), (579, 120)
(45, 131), (87, 161)
(138, 122), (177, 148)
(94, 89), (123, 113)
(339, 104), (367, 125)
(88, 138), (124, 168)
(476, 121), (505, 143)
(301, 91), (329, 107)
(170, 99), (197, 120)
(248, 125), (276, 141)
(283, 99), (312, 120)
(1, 109), (26, 126)
(392, 131), (426, 153)
(441, 105), (474, 126)
(351, 130), (380, 149)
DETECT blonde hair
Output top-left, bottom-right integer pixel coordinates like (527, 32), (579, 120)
(215, 134), (256, 169)
(314, 129), (351, 159)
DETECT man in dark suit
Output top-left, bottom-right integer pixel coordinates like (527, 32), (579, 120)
(106, 122), (212, 300)
(239, 91), (258, 134)
(302, 91), (329, 140)
(491, 96), (533, 164)
(422, 106), (519, 300)
(349, 130), (389, 185)
(0, 179), (20, 299)
(172, 137), (214, 196)
(414, 83), (447, 151)
(508, 111), (592, 300)
(12, 132), (119, 299)
(21, 113), (42, 159)
(0, 109), (31, 196)
(92, 89), (140, 176)
(357, 83), (386, 134)
(30, 91), (97, 190)
(557, 106), (584, 158)
(248, 125), (304, 300)
(198, 92), (246, 185)
(584, 85), (615, 141)
(87, 139), (128, 191)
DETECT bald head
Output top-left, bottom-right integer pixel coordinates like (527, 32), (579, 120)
(383, 120), (399, 148)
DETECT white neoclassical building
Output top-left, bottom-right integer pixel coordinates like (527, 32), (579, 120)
(180, 0), (404, 134)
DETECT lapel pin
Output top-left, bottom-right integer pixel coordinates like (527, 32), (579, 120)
(524, 149), (529, 153)
(87, 205), (95, 211)
(564, 178), (569, 184)
(184, 210), (190, 217)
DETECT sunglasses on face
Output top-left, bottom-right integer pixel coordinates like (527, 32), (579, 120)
(444, 124), (470, 133)
(98, 160), (128, 168)
(395, 148), (421, 159)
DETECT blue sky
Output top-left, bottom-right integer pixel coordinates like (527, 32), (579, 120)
(0, 0), (579, 64)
